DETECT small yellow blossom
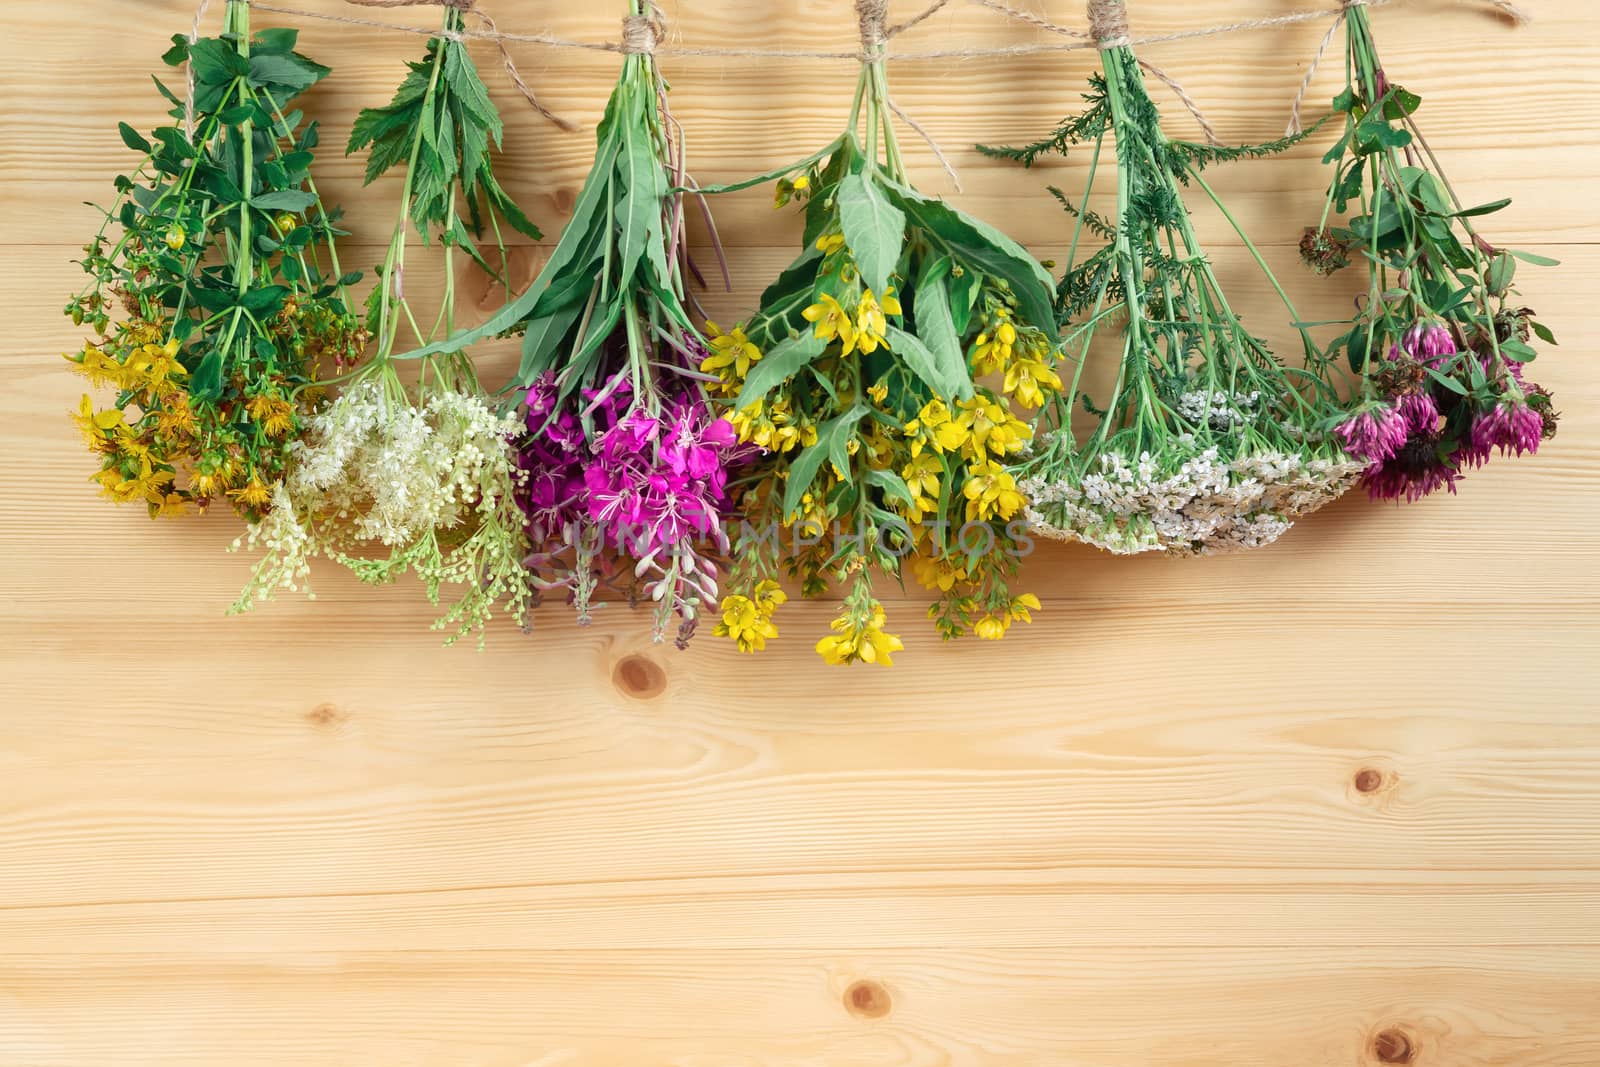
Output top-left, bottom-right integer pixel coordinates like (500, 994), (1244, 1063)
(802, 292), (856, 354)
(73, 394), (126, 443)
(148, 491), (188, 519)
(962, 460), (1026, 522)
(164, 226), (186, 250)
(816, 604), (904, 666)
(246, 392), (297, 438)
(902, 453), (943, 523)
(904, 398), (970, 457)
(958, 395), (1032, 460)
(912, 554), (967, 593)
(815, 231), (846, 256)
(714, 579), (788, 653)
(228, 476), (272, 511)
(702, 321), (762, 383)
(853, 287), (901, 355)
(1003, 356), (1063, 409)
(68, 344), (129, 389)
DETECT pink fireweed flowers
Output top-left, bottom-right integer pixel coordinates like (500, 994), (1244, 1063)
(511, 373), (741, 647)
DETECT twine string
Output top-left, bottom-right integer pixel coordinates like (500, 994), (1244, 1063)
(233, 0), (1518, 62)
(1287, 0), (1529, 135)
(1088, 0), (1131, 49)
(184, 0), (1532, 176)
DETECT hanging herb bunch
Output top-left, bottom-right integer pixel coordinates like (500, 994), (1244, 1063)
(1303, 3), (1558, 502)
(232, 4), (541, 643)
(65, 0), (364, 522)
(396, 2), (738, 649)
(704, 0), (1061, 665)
(981, 2), (1364, 557)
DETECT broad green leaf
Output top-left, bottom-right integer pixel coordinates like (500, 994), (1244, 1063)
(882, 177), (1056, 334)
(1507, 248), (1560, 267)
(865, 468), (914, 507)
(389, 132), (620, 363)
(118, 122), (151, 154)
(186, 38), (248, 86)
(189, 349), (224, 400)
(512, 304), (584, 387)
(614, 83), (667, 289)
(910, 256), (972, 402)
(826, 406), (870, 486)
(250, 190), (317, 212)
(886, 324), (968, 404)
(247, 53), (328, 92)
(733, 330), (828, 410)
(251, 28), (299, 55)
(1449, 197), (1511, 219)
(783, 406), (868, 516)
(837, 171), (905, 294)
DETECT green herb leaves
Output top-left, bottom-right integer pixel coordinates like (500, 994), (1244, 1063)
(348, 28), (540, 254)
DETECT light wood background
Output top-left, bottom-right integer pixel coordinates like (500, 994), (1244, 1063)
(2, 0), (1598, 1063)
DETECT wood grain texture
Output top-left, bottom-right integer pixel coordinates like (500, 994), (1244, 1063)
(2, 0), (1598, 1063)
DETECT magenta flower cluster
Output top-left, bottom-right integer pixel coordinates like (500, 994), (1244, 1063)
(511, 370), (741, 639)
(1342, 321), (1554, 503)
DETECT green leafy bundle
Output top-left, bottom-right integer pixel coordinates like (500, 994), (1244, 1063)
(348, 5), (540, 327)
(703, 14), (1062, 665)
(1302, 4), (1558, 503)
(65, 0), (363, 522)
(232, 7), (543, 644)
(386, 2), (731, 646)
(983, 42), (1361, 557)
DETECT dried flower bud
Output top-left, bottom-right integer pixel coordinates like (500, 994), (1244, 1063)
(1299, 227), (1350, 275)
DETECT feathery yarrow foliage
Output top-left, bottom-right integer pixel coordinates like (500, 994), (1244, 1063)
(983, 47), (1363, 557)
(66, 2), (364, 523)
(702, 27), (1061, 665)
(1305, 5), (1558, 502)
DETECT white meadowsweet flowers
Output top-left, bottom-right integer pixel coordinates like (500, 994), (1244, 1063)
(231, 376), (531, 642)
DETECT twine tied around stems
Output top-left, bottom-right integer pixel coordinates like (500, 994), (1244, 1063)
(1088, 0), (1131, 49)
(621, 12), (663, 55)
(179, 0), (1532, 173)
(855, 0), (964, 189)
(1286, 0), (1531, 135)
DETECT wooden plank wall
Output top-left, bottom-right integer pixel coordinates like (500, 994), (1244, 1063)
(2, 0), (1597, 1063)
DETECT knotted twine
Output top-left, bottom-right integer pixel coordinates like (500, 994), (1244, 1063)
(189, 0), (1534, 168)
(856, 0), (965, 189)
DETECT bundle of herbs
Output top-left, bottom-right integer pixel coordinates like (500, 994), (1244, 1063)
(232, 4), (538, 642)
(395, 2), (737, 648)
(66, 0), (364, 522)
(1303, 3), (1558, 502)
(705, 0), (1062, 665)
(983, 3), (1363, 556)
